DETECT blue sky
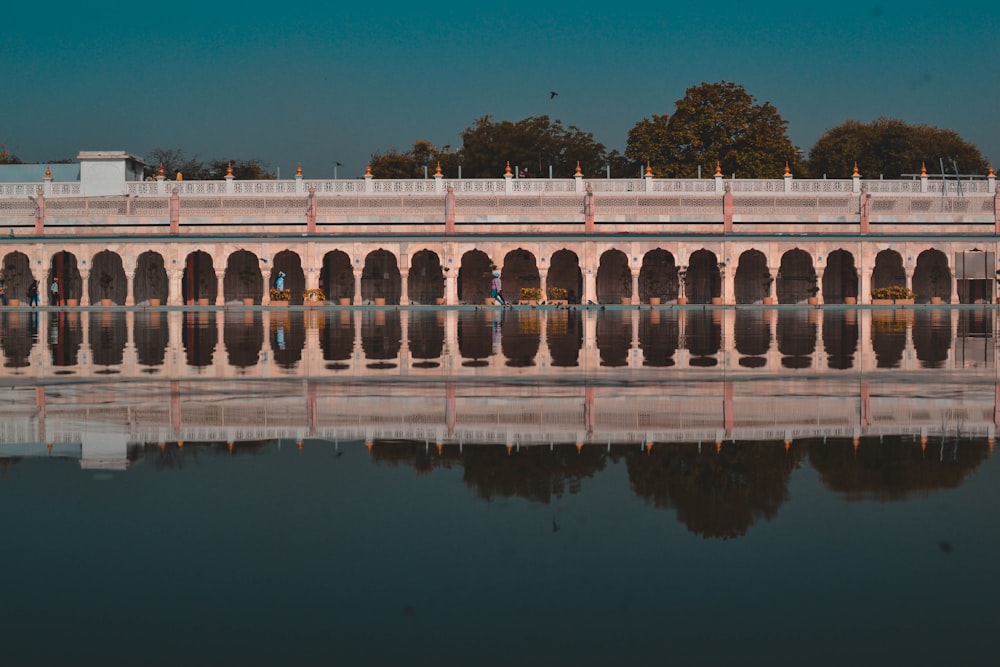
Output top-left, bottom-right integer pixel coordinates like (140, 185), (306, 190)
(3, 2), (997, 178)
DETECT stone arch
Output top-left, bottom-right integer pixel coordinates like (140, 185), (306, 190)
(408, 249), (445, 305)
(639, 249), (678, 304)
(596, 249), (630, 304)
(822, 249), (858, 304)
(912, 249), (951, 304)
(322, 250), (354, 303)
(361, 249), (400, 304)
(182, 251), (216, 305)
(182, 311), (217, 366)
(548, 249), (583, 304)
(89, 311), (127, 368)
(686, 249), (720, 304)
(271, 311), (306, 368)
(824, 310), (859, 370)
(224, 250), (263, 304)
(135, 250), (168, 305)
(48, 251), (82, 305)
(89, 250), (127, 305)
(2, 251), (33, 301)
(872, 249), (906, 292)
(776, 248), (816, 304)
(361, 310), (401, 366)
(734, 310), (771, 359)
(225, 311), (264, 369)
(458, 250), (494, 304)
(777, 311), (816, 369)
(501, 248), (539, 303)
(271, 250), (305, 305)
(734, 249), (769, 304)
(49, 312), (82, 366)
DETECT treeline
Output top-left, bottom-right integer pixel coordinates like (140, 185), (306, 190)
(369, 81), (990, 180)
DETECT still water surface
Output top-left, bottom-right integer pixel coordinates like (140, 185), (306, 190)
(1, 307), (997, 665)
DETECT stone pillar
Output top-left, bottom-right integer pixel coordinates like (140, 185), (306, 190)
(723, 185), (733, 234)
(630, 269), (639, 304)
(584, 185), (594, 234)
(400, 268), (410, 306)
(722, 265), (735, 305)
(125, 270), (135, 306)
(859, 185), (870, 234)
(539, 269), (548, 302)
(169, 269), (184, 306)
(584, 266), (596, 305)
(215, 270), (225, 306)
(353, 268), (363, 304)
(34, 189), (45, 235)
(859, 266), (871, 305)
(79, 269), (91, 306)
(306, 187), (317, 234)
(445, 266), (457, 305)
(445, 185), (455, 235)
(169, 188), (180, 235)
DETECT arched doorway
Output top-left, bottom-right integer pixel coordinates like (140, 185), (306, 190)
(912, 249), (951, 303)
(734, 250), (769, 304)
(224, 250), (263, 304)
(408, 249), (444, 304)
(48, 251), (82, 305)
(135, 250), (168, 305)
(502, 248), (539, 304)
(182, 251), (216, 305)
(361, 249), (400, 304)
(872, 249), (906, 293)
(271, 250), (305, 305)
(822, 249), (858, 304)
(777, 249), (816, 304)
(548, 249), (583, 304)
(458, 250), (493, 304)
(686, 249), (720, 304)
(2, 251), (33, 302)
(89, 250), (127, 305)
(322, 250), (355, 304)
(639, 249), (678, 304)
(597, 249), (630, 304)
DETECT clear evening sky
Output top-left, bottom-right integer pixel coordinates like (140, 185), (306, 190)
(3, 1), (997, 178)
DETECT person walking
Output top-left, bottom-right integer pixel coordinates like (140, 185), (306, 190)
(50, 277), (60, 306)
(275, 271), (285, 292)
(0, 280), (7, 306)
(27, 279), (39, 307)
(490, 271), (505, 305)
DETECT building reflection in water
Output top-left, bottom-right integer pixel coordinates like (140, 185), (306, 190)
(1, 306), (998, 539)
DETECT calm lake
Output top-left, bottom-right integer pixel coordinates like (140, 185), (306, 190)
(1, 306), (997, 666)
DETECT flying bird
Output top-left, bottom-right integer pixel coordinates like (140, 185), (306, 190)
(550, 91), (558, 99)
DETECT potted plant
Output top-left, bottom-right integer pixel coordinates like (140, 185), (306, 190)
(302, 287), (325, 305)
(546, 286), (568, 305)
(807, 283), (820, 305)
(269, 286), (290, 306)
(519, 286), (542, 305)
(871, 285), (916, 304)
(762, 275), (775, 305)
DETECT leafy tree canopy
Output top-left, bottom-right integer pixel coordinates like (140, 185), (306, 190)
(145, 148), (275, 180)
(459, 115), (616, 178)
(627, 81), (805, 178)
(368, 140), (460, 179)
(0, 145), (23, 164)
(807, 117), (989, 179)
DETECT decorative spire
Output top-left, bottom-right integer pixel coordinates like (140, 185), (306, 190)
(574, 161), (582, 177)
(783, 161), (791, 176)
(296, 162), (302, 177)
(644, 161), (652, 177)
(504, 161), (512, 176)
(434, 161), (442, 177)
(176, 171), (183, 181)
(714, 160), (722, 176)
(852, 162), (860, 177)
(920, 162), (927, 177)
(158, 162), (164, 177)
(365, 163), (372, 177)
(44, 165), (51, 179)
(226, 162), (233, 177)
(989, 164), (995, 178)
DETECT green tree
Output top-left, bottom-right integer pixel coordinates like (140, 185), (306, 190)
(807, 117), (989, 178)
(368, 140), (461, 179)
(0, 145), (23, 164)
(628, 81), (804, 178)
(145, 148), (274, 179)
(459, 115), (611, 178)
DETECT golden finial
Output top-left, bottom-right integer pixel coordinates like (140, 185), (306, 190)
(989, 164), (995, 178)
(158, 162), (164, 177)
(45, 165), (51, 179)
(852, 162), (860, 177)
(574, 161), (582, 177)
(175, 171), (183, 181)
(226, 162), (233, 177)
(504, 161), (512, 176)
(296, 162), (302, 177)
(365, 163), (372, 177)
(784, 161), (791, 176)
(714, 160), (722, 176)
(644, 161), (652, 177)
(434, 161), (442, 176)
(920, 162), (927, 177)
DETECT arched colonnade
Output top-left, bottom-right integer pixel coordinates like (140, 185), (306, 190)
(0, 241), (983, 306)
